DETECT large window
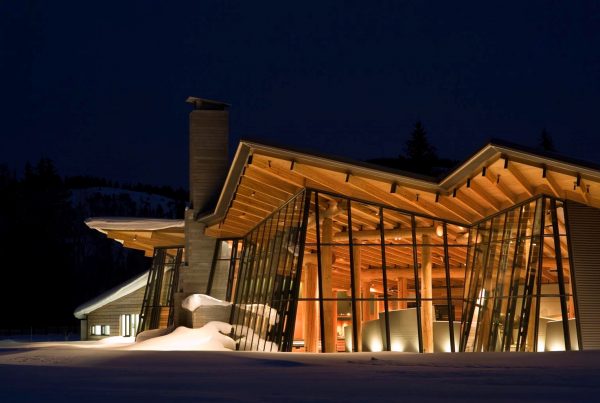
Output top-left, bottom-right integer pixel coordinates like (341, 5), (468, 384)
(120, 314), (140, 337)
(207, 239), (243, 301)
(229, 189), (579, 353)
(231, 190), (309, 352)
(90, 325), (110, 336)
(461, 197), (578, 352)
(298, 191), (467, 353)
(138, 247), (183, 334)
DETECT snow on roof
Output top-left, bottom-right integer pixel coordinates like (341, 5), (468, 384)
(73, 271), (149, 319)
(85, 217), (184, 234)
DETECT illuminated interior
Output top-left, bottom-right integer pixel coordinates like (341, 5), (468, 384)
(200, 140), (600, 353)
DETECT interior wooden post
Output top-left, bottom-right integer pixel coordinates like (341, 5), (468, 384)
(421, 234), (434, 353)
(303, 263), (318, 352)
(362, 281), (372, 321)
(321, 217), (337, 352)
(353, 241), (363, 351)
(398, 277), (408, 310)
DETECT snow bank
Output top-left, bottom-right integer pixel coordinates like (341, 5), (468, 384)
(135, 327), (174, 342)
(97, 336), (136, 345)
(238, 303), (279, 326)
(127, 322), (235, 351)
(181, 294), (232, 312)
(234, 325), (279, 352)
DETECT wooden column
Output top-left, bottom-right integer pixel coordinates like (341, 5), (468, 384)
(353, 242), (363, 351)
(397, 277), (408, 310)
(362, 281), (373, 321)
(421, 234), (434, 353)
(303, 263), (318, 352)
(321, 217), (337, 352)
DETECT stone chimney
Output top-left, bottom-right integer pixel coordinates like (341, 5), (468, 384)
(187, 97), (229, 213)
(174, 97), (230, 326)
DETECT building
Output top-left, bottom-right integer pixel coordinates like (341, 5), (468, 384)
(74, 218), (184, 340)
(79, 97), (600, 354)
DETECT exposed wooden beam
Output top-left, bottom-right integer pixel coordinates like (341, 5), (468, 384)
(467, 179), (501, 210)
(390, 184), (447, 219)
(234, 192), (278, 213)
(229, 205), (266, 223)
(244, 164), (302, 194)
(576, 177), (592, 205)
(435, 196), (475, 223)
(290, 162), (350, 194)
(250, 155), (308, 188)
(542, 170), (562, 198)
(452, 189), (486, 219)
(237, 181), (285, 207)
(151, 232), (185, 245)
(506, 164), (534, 197)
(483, 167), (519, 204)
(346, 175), (425, 215)
(240, 175), (293, 203)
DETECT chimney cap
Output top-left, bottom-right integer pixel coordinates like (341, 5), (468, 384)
(186, 97), (230, 110)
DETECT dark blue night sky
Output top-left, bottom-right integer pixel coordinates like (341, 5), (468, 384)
(1, 1), (599, 188)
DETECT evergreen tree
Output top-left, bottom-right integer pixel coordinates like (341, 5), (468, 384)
(403, 121), (439, 175)
(539, 128), (556, 152)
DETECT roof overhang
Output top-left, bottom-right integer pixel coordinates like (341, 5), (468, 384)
(85, 217), (184, 256)
(200, 139), (600, 238)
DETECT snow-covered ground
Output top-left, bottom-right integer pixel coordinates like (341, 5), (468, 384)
(1, 337), (599, 402)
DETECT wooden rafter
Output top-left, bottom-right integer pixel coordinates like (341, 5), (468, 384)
(451, 189), (486, 219)
(249, 156), (308, 188)
(290, 162), (351, 195)
(506, 164), (534, 197)
(483, 167), (519, 204)
(434, 196), (475, 223)
(542, 170), (562, 198)
(244, 164), (302, 195)
(576, 177), (592, 205)
(467, 179), (501, 210)
(240, 175), (293, 203)
(390, 184), (446, 219)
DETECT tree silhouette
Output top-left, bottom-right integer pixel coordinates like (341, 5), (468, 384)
(403, 121), (439, 175)
(539, 128), (556, 152)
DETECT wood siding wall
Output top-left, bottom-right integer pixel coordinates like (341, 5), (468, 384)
(86, 286), (145, 339)
(566, 200), (600, 349)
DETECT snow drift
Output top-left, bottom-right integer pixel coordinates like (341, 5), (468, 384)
(181, 294), (232, 312)
(127, 322), (235, 351)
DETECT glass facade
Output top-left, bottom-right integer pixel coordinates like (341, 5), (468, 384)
(207, 239), (243, 301)
(230, 190), (310, 352)
(461, 196), (578, 352)
(138, 247), (183, 334)
(299, 190), (467, 353)
(226, 189), (579, 353)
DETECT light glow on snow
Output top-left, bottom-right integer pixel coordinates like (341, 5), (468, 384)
(127, 322), (235, 351)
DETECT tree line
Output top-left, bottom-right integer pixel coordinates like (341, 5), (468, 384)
(0, 160), (188, 330)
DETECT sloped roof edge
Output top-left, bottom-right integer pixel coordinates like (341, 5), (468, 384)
(73, 271), (148, 319)
(198, 138), (600, 226)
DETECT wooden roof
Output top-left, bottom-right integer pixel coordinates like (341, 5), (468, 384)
(202, 140), (600, 238)
(85, 218), (185, 257)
